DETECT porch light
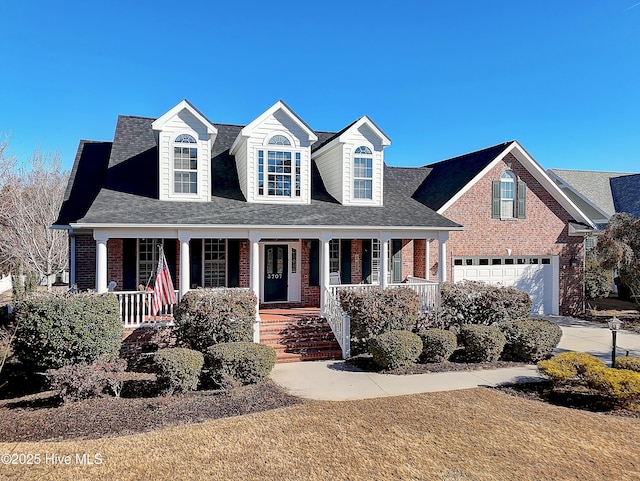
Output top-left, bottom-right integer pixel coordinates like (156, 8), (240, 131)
(608, 316), (623, 367)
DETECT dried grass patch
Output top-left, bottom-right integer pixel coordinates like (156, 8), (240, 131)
(1, 388), (639, 481)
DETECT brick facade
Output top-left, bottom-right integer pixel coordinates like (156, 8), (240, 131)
(74, 233), (96, 290)
(428, 153), (584, 315)
(107, 238), (123, 290)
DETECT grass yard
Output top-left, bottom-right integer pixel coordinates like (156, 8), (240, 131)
(1, 387), (639, 481)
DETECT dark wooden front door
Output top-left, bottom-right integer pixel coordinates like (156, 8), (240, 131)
(264, 245), (288, 302)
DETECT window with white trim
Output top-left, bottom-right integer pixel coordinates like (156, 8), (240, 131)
(174, 134), (198, 194)
(258, 134), (301, 198)
(138, 238), (161, 286)
(353, 146), (373, 199)
(203, 239), (226, 287)
(500, 171), (515, 218)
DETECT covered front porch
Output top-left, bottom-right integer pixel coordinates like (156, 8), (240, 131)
(84, 227), (450, 358)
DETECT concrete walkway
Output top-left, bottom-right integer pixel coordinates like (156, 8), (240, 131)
(270, 315), (640, 401)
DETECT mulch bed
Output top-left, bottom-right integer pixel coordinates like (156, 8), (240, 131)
(495, 381), (640, 419)
(347, 354), (526, 375)
(0, 380), (303, 443)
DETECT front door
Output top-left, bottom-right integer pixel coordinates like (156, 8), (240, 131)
(264, 244), (288, 302)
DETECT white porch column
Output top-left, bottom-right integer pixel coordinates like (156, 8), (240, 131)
(178, 233), (191, 298)
(94, 233), (109, 293)
(438, 233), (448, 283)
(249, 232), (261, 343)
(380, 233), (391, 288)
(320, 233), (331, 313)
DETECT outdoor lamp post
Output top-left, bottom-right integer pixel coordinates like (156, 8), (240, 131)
(608, 316), (623, 367)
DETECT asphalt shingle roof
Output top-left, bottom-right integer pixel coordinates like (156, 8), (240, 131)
(611, 173), (640, 218)
(60, 115), (461, 230)
(548, 169), (636, 218)
(413, 142), (514, 211)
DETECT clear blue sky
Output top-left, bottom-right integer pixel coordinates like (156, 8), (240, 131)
(1, 0), (639, 173)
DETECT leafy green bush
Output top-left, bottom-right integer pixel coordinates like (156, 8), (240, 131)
(497, 319), (562, 362)
(440, 281), (531, 328)
(537, 352), (606, 385)
(174, 288), (256, 353)
(205, 342), (276, 388)
(12, 292), (123, 370)
(339, 287), (420, 354)
(46, 359), (127, 403)
(615, 357), (640, 373)
(418, 328), (457, 363)
(584, 260), (612, 300)
(154, 348), (204, 395)
(459, 325), (506, 362)
(369, 330), (422, 370)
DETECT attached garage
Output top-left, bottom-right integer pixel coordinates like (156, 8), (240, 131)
(453, 256), (560, 315)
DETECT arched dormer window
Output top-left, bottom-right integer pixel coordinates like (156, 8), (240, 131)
(174, 134), (198, 194)
(353, 145), (373, 199)
(258, 133), (301, 197)
(268, 134), (291, 146)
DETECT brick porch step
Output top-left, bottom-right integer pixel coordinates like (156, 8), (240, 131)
(259, 310), (343, 363)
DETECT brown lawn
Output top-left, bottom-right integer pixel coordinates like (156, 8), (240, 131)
(1, 388), (639, 481)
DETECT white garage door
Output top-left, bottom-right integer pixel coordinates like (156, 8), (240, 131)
(453, 256), (559, 315)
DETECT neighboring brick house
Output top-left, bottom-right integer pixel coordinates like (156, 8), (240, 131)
(54, 100), (594, 332)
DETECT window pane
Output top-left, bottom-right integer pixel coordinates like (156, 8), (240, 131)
(354, 179), (372, 199)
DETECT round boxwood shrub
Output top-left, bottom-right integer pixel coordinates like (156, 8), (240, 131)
(369, 330), (423, 370)
(154, 348), (204, 395)
(459, 324), (506, 362)
(497, 318), (562, 362)
(615, 356), (640, 372)
(418, 328), (457, 363)
(205, 342), (276, 388)
(12, 292), (123, 370)
(174, 288), (256, 353)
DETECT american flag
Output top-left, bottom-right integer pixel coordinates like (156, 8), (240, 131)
(152, 246), (177, 315)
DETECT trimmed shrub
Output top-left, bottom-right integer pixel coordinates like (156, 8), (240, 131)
(497, 318), (562, 362)
(154, 348), (204, 395)
(205, 342), (276, 388)
(339, 287), (420, 354)
(537, 352), (606, 385)
(586, 366), (640, 406)
(369, 330), (422, 370)
(459, 325), (506, 362)
(440, 281), (531, 328)
(12, 292), (123, 370)
(174, 288), (256, 353)
(615, 357), (640, 373)
(418, 328), (457, 363)
(46, 359), (128, 403)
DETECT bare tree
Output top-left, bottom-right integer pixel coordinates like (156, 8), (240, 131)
(0, 146), (69, 290)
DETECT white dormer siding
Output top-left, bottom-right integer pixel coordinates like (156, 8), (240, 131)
(230, 101), (317, 204)
(152, 100), (217, 202)
(312, 117), (390, 206)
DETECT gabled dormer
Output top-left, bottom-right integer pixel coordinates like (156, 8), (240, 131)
(152, 100), (218, 202)
(229, 101), (318, 204)
(312, 116), (390, 206)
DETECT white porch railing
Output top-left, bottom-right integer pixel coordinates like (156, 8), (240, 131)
(115, 290), (179, 328)
(323, 287), (350, 359)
